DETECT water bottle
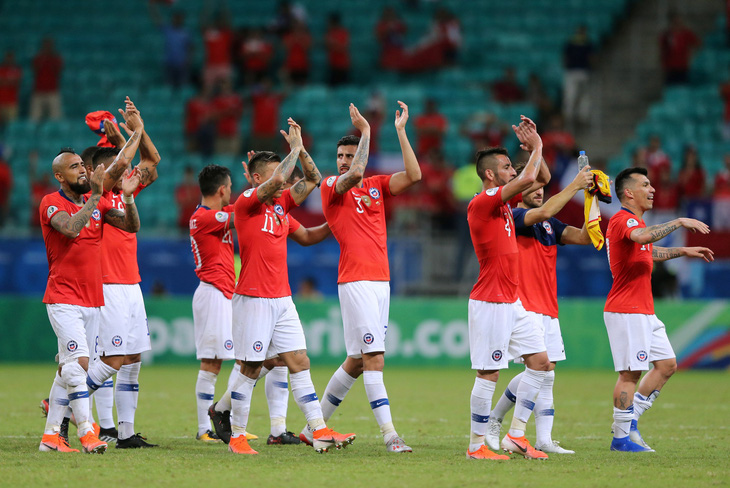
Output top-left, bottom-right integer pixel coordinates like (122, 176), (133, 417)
(577, 150), (590, 171)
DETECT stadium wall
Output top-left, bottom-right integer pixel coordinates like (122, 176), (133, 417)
(3, 297), (729, 369)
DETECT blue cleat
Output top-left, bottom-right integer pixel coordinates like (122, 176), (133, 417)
(629, 420), (653, 450)
(610, 435), (654, 452)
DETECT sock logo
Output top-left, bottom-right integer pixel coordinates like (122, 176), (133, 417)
(67, 340), (78, 352)
(224, 340), (233, 350)
(363, 333), (374, 344)
(112, 335), (123, 347)
(253, 341), (263, 352)
(637, 350), (648, 362)
(492, 350), (503, 361)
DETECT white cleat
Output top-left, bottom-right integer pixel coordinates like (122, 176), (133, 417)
(629, 429), (652, 451)
(536, 440), (575, 454)
(386, 436), (412, 453)
(485, 417), (502, 451)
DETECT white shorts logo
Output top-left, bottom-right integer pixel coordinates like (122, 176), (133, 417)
(47, 206), (58, 218)
(327, 176), (336, 187)
(244, 188), (254, 198)
(486, 188), (498, 196)
(627, 218), (639, 228)
(215, 211), (228, 223)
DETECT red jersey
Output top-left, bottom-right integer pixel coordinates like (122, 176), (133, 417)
(605, 209), (654, 314)
(288, 215), (301, 235)
(326, 27), (350, 69)
(321, 174), (393, 284)
(40, 190), (112, 307)
(100, 187), (145, 285)
(414, 113), (447, 155)
(468, 186), (519, 303)
(0, 64), (22, 104)
(213, 93), (243, 136)
(33, 53), (62, 93)
(252, 92), (281, 136)
(204, 28), (232, 67)
(190, 204), (235, 298)
(234, 187), (298, 298)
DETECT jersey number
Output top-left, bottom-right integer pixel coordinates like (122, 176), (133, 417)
(222, 230), (233, 244)
(261, 214), (276, 234)
(354, 196), (364, 214)
(504, 211), (512, 237)
(190, 236), (202, 269)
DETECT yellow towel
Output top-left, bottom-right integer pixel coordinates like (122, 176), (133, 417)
(583, 170), (612, 250)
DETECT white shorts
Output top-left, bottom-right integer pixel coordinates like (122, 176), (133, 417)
(46, 304), (100, 365)
(99, 284), (151, 356)
(604, 312), (676, 372)
(232, 294), (306, 362)
(193, 282), (235, 360)
(514, 312), (566, 364)
(468, 299), (546, 370)
(338, 281), (390, 358)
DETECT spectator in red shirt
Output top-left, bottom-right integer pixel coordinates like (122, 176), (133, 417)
(491, 67), (525, 104)
(660, 12), (701, 85)
(0, 51), (22, 126)
(326, 13), (351, 86)
(185, 85), (216, 156)
(250, 78), (284, 151)
(0, 147), (11, 227)
(282, 20), (312, 85)
(644, 135), (672, 183)
(212, 78), (244, 155)
(202, 13), (234, 91)
(461, 112), (508, 155)
(176, 165), (201, 232)
(30, 38), (63, 121)
(375, 7), (407, 70)
(414, 99), (448, 156)
(238, 28), (273, 85)
(677, 145), (706, 203)
(419, 148), (456, 230)
(540, 114), (575, 170)
(713, 153), (730, 230)
(29, 150), (55, 228)
(651, 166), (679, 213)
(720, 78), (730, 140)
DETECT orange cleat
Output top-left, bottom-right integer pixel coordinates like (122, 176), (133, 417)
(93, 423), (100, 437)
(228, 434), (258, 455)
(501, 434), (548, 460)
(466, 445), (510, 460)
(39, 433), (79, 453)
(79, 431), (107, 454)
(312, 427), (356, 453)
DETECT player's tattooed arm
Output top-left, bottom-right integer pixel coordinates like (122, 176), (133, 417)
(653, 246), (714, 262)
(102, 130), (142, 191)
(290, 150), (323, 204)
(104, 167), (142, 233)
(336, 103), (370, 195)
(632, 217), (710, 245)
(115, 98), (160, 187)
(50, 195), (103, 238)
(257, 146), (301, 203)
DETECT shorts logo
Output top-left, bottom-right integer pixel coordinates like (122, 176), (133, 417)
(363, 333), (374, 345)
(112, 335), (123, 347)
(369, 187), (380, 199)
(224, 340), (233, 350)
(491, 350), (503, 361)
(253, 341), (263, 352)
(215, 211), (228, 223)
(627, 218), (639, 228)
(244, 188), (254, 198)
(47, 206), (58, 218)
(542, 221), (553, 234)
(327, 176), (336, 187)
(91, 209), (101, 221)
(637, 350), (648, 362)
(273, 204), (284, 216)
(486, 188), (498, 196)
(67, 340), (78, 352)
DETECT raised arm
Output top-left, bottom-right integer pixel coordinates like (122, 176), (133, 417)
(652, 246), (714, 263)
(389, 100), (422, 196)
(50, 164), (106, 238)
(280, 119), (322, 204)
(522, 167), (593, 226)
(256, 121), (302, 203)
(500, 120), (543, 202)
(335, 103), (370, 195)
(102, 102), (144, 191)
(118, 97), (161, 186)
(288, 222), (332, 246)
(104, 167), (142, 233)
(630, 217), (710, 245)
(514, 115), (550, 195)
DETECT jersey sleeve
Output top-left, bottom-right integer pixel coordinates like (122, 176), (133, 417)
(512, 207), (528, 229)
(278, 189), (299, 214)
(288, 215), (301, 235)
(133, 183), (147, 198)
(320, 174), (343, 207)
(612, 212), (640, 241)
(234, 187), (263, 215)
(469, 187), (503, 221)
(198, 209), (232, 232)
(40, 194), (63, 226)
(550, 217), (568, 245)
(377, 174), (394, 198)
(97, 194), (113, 217)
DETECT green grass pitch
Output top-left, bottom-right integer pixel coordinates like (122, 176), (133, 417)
(0, 364), (728, 487)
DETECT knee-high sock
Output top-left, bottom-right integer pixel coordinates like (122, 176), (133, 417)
(320, 366), (357, 422)
(116, 362), (140, 440)
(62, 361), (92, 436)
(227, 362), (241, 390)
(265, 366), (290, 436)
(94, 380), (115, 429)
(491, 371), (523, 422)
(633, 389), (660, 422)
(217, 364), (267, 414)
(44, 372), (69, 435)
(290, 370), (325, 432)
(469, 377), (496, 452)
(363, 371), (397, 443)
(534, 370), (555, 446)
(508, 367), (546, 438)
(196, 370), (217, 435)
(230, 374), (256, 438)
(613, 406), (633, 439)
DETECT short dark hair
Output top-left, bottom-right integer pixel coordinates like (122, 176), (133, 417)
(512, 159), (527, 175)
(337, 135), (360, 148)
(80, 146), (100, 166)
(248, 151), (280, 176)
(288, 165), (304, 183)
(57, 147), (76, 156)
(615, 167), (648, 202)
(92, 147), (120, 169)
(475, 147), (509, 181)
(198, 164), (232, 196)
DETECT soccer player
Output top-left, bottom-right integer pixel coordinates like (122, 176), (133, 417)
(38, 142), (142, 453)
(465, 117), (553, 461)
(224, 119), (354, 455)
(485, 164), (594, 454)
(604, 167), (713, 452)
(300, 101), (420, 453)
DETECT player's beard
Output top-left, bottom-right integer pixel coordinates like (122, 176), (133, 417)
(68, 179), (91, 195)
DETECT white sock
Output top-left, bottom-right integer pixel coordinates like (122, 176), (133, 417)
(363, 371), (397, 443)
(230, 374), (256, 437)
(534, 370), (555, 446)
(217, 364), (246, 413)
(95, 380), (115, 429)
(613, 407), (633, 438)
(633, 390), (659, 421)
(491, 371), (522, 422)
(469, 377), (496, 452)
(116, 362), (140, 440)
(509, 367), (546, 438)
(321, 366), (357, 422)
(196, 370), (217, 435)
(290, 370), (325, 432)
(86, 360), (118, 393)
(227, 362), (241, 391)
(44, 372), (69, 435)
(256, 365), (271, 381)
(265, 366), (289, 436)
(62, 362), (92, 436)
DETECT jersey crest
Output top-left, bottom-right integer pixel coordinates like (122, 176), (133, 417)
(369, 187), (380, 199)
(542, 221), (553, 234)
(91, 209), (101, 221)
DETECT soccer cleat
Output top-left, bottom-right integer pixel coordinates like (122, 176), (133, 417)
(245, 431), (258, 441)
(39, 432), (79, 453)
(79, 431), (107, 454)
(501, 433), (548, 460)
(629, 420), (653, 451)
(299, 425), (314, 446)
(267, 431), (302, 445)
(536, 440), (575, 454)
(99, 427), (118, 443)
(228, 434), (258, 454)
(40, 398), (50, 417)
(610, 436), (654, 452)
(385, 436), (413, 453)
(197, 430), (223, 443)
(59, 418), (70, 444)
(485, 417), (503, 451)
(92, 422), (101, 437)
(466, 445), (509, 460)
(208, 402), (231, 444)
(312, 427), (356, 453)
(116, 433), (158, 449)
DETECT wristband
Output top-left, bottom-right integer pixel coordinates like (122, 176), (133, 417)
(122, 194), (135, 205)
